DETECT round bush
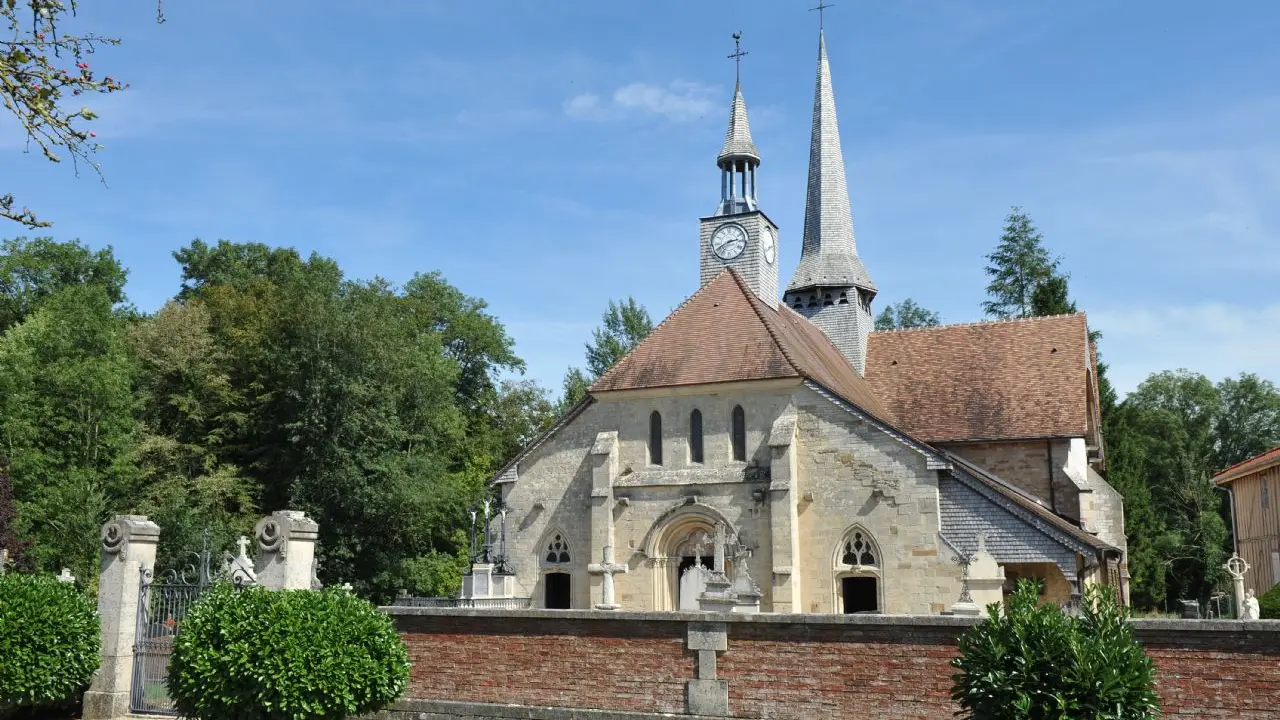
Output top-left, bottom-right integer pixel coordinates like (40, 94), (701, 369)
(168, 584), (409, 720)
(1259, 585), (1280, 619)
(951, 580), (1160, 719)
(0, 573), (100, 714)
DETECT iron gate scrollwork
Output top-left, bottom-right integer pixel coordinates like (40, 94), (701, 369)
(130, 530), (254, 715)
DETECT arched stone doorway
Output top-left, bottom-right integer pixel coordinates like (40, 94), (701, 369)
(832, 526), (883, 614)
(641, 502), (736, 611)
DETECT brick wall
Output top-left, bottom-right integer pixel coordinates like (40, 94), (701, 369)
(385, 608), (1280, 720)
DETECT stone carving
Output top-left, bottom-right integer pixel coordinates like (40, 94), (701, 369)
(101, 521), (128, 559)
(1242, 589), (1260, 621)
(1225, 554), (1252, 619)
(257, 518), (286, 557)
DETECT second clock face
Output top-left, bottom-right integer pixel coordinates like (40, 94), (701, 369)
(762, 226), (777, 265)
(711, 223), (747, 261)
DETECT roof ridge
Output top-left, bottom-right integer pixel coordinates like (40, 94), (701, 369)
(589, 277), (715, 391)
(725, 269), (805, 378)
(871, 312), (1087, 335)
(1213, 445), (1280, 481)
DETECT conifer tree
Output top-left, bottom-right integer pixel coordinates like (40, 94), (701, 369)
(982, 207), (1060, 320)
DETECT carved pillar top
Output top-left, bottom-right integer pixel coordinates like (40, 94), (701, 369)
(255, 510), (319, 557)
(99, 515), (160, 563)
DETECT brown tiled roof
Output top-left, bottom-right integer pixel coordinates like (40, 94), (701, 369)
(865, 314), (1093, 443)
(1214, 446), (1280, 485)
(591, 270), (891, 422)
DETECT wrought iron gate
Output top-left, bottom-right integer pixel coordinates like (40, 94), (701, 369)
(130, 531), (251, 715)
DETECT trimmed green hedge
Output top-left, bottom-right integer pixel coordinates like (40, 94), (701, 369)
(168, 584), (409, 720)
(0, 573), (100, 715)
(1259, 584), (1280, 619)
(951, 580), (1160, 719)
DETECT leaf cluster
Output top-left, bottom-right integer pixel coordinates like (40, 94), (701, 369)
(167, 584), (409, 720)
(0, 572), (100, 716)
(1258, 585), (1280, 620)
(951, 581), (1159, 720)
(560, 296), (653, 410)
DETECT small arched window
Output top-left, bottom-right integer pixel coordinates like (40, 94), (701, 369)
(731, 405), (746, 462)
(841, 531), (878, 567)
(689, 409), (704, 464)
(544, 533), (571, 564)
(649, 411), (663, 465)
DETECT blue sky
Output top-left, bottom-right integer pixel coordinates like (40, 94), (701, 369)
(6, 1), (1280, 398)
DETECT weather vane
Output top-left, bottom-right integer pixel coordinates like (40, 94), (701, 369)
(810, 1), (834, 30)
(728, 31), (749, 84)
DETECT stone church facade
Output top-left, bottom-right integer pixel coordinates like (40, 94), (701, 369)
(480, 30), (1126, 615)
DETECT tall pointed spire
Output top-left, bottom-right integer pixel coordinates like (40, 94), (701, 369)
(783, 28), (876, 376)
(787, 30), (874, 294)
(717, 83), (760, 168)
(713, 32), (761, 216)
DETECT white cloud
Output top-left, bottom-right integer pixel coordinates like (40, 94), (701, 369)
(1090, 303), (1280, 397)
(564, 81), (716, 123)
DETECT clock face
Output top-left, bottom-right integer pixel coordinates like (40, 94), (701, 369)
(762, 226), (777, 265)
(711, 223), (748, 261)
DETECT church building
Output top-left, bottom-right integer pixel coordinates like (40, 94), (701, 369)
(480, 29), (1127, 615)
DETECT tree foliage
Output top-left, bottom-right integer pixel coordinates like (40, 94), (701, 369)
(0, 1), (166, 228)
(951, 580), (1159, 720)
(168, 585), (408, 720)
(874, 298), (940, 331)
(560, 296), (652, 409)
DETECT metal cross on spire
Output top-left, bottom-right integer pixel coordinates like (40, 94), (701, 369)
(810, 1), (835, 29)
(728, 31), (748, 84)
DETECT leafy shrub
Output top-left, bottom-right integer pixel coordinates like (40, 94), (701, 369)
(0, 573), (100, 715)
(168, 584), (410, 720)
(951, 580), (1160, 719)
(1259, 585), (1280, 619)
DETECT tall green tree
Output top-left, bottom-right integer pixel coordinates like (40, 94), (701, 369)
(874, 298), (940, 331)
(0, 285), (137, 581)
(560, 297), (653, 409)
(983, 207), (1061, 320)
(0, 237), (128, 332)
(1110, 370), (1229, 607)
(127, 300), (258, 569)
(1213, 373), (1280, 470)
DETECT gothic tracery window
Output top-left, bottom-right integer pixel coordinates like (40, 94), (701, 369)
(841, 531), (877, 567)
(544, 533), (571, 564)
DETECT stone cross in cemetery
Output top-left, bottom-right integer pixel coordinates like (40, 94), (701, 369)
(1226, 554), (1251, 618)
(588, 543), (628, 610)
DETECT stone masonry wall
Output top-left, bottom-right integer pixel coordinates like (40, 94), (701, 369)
(942, 439), (1082, 521)
(383, 608), (1280, 720)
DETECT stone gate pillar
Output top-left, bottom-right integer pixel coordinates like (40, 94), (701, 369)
(82, 515), (161, 720)
(254, 510), (320, 590)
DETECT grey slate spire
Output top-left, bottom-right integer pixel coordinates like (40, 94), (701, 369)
(783, 30), (876, 376)
(786, 30), (875, 294)
(717, 81), (760, 168)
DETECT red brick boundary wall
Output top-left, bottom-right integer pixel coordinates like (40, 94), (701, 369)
(382, 608), (1280, 719)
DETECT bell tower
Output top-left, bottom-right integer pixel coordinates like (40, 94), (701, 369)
(699, 33), (780, 309)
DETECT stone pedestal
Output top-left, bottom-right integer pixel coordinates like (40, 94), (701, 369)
(254, 510), (319, 590)
(82, 515), (160, 720)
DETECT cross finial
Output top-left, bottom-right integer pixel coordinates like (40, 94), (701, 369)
(728, 31), (748, 85)
(810, 1), (834, 30)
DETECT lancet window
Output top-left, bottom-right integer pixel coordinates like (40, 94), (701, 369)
(731, 405), (746, 461)
(649, 411), (663, 465)
(689, 409), (704, 464)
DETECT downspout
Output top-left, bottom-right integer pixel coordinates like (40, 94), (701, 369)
(1214, 484), (1239, 557)
(1045, 440), (1058, 515)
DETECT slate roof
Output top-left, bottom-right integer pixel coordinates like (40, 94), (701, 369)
(944, 451), (1115, 554)
(865, 313), (1095, 443)
(787, 30), (875, 294)
(1214, 446), (1280, 485)
(717, 82), (760, 166)
(590, 269), (892, 422)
